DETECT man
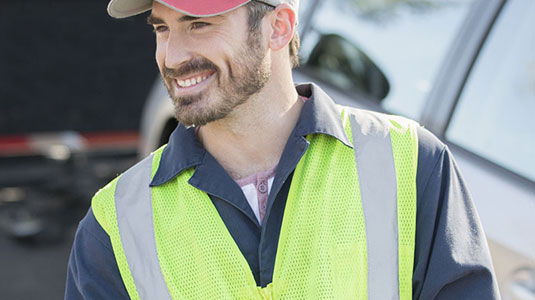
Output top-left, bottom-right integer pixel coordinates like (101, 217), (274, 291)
(65, 0), (500, 299)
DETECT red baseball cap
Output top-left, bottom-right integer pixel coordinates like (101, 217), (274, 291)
(108, 0), (298, 19)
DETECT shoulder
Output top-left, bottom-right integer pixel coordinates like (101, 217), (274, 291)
(416, 126), (448, 186)
(341, 105), (418, 128)
(339, 105), (447, 189)
(91, 151), (160, 233)
(341, 105), (444, 154)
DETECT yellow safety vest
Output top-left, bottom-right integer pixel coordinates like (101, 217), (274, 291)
(92, 107), (419, 299)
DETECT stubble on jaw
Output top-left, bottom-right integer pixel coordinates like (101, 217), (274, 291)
(161, 27), (270, 127)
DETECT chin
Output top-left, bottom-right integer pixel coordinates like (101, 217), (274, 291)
(173, 95), (227, 127)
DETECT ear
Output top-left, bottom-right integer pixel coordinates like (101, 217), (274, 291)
(268, 4), (297, 51)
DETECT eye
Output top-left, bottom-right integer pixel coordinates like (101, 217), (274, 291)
(152, 25), (169, 33)
(190, 22), (210, 30)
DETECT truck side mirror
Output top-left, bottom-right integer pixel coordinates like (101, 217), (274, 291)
(305, 33), (390, 102)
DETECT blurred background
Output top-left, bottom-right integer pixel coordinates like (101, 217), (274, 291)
(0, 0), (156, 298)
(1, 0), (534, 299)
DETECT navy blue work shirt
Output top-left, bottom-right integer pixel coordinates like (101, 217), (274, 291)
(65, 83), (500, 299)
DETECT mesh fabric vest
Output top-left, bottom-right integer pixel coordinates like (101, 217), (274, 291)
(92, 108), (418, 300)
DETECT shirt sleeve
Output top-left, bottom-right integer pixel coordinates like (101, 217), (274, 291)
(412, 127), (500, 299)
(65, 208), (129, 300)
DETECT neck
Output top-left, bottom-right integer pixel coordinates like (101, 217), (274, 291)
(198, 77), (301, 180)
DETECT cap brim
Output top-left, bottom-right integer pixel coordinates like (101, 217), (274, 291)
(108, 0), (252, 19)
(108, 0), (152, 18)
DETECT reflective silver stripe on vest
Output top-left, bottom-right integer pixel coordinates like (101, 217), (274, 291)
(349, 111), (400, 300)
(114, 154), (172, 300)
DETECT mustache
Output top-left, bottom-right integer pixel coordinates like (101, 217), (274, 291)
(163, 58), (219, 78)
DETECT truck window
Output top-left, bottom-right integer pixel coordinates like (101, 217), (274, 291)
(446, 0), (535, 181)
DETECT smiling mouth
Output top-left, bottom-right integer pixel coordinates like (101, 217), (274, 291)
(175, 71), (215, 89)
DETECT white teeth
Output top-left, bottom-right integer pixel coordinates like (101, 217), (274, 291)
(177, 74), (210, 88)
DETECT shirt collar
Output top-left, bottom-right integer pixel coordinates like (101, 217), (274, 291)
(294, 83), (352, 147)
(150, 82), (351, 186)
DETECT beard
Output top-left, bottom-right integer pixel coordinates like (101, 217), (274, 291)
(161, 31), (270, 127)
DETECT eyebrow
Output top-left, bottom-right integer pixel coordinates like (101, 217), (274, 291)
(178, 15), (201, 22)
(147, 13), (223, 25)
(147, 14), (164, 25)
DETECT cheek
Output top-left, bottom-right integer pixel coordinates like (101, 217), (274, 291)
(155, 41), (167, 71)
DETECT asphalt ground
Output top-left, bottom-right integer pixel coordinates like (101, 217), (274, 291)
(0, 224), (77, 300)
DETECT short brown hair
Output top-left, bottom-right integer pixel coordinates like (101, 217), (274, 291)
(245, 1), (300, 68)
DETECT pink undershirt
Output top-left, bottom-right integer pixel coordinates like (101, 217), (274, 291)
(235, 164), (278, 224)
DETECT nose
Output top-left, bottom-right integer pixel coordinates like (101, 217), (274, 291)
(163, 31), (194, 69)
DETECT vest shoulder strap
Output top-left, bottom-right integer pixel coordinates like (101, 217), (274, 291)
(342, 106), (419, 300)
(92, 148), (167, 300)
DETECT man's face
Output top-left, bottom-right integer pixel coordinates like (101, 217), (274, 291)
(149, 2), (271, 127)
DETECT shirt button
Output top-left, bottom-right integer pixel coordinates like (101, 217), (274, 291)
(258, 182), (268, 193)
